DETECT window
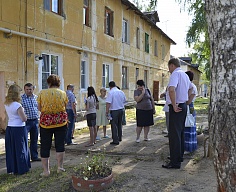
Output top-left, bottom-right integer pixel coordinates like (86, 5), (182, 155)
(41, 54), (59, 89)
(154, 40), (158, 56)
(136, 27), (140, 49)
(122, 19), (129, 43)
(44, 0), (63, 15)
(162, 44), (165, 60)
(122, 66), (128, 89)
(145, 33), (149, 53)
(102, 64), (113, 88)
(135, 68), (139, 83)
(144, 70), (148, 87)
(81, 60), (88, 89)
(104, 7), (114, 36)
(83, 0), (91, 26)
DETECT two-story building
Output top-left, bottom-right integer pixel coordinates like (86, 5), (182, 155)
(0, 0), (176, 130)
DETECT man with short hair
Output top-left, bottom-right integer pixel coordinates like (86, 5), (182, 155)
(162, 57), (192, 169)
(21, 83), (40, 161)
(65, 84), (77, 145)
(106, 81), (126, 145)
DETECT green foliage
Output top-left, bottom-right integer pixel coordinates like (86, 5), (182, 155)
(145, 0), (211, 80)
(74, 149), (112, 180)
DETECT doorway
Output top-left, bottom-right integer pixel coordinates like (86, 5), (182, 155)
(153, 81), (159, 101)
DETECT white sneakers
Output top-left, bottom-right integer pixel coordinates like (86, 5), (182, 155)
(136, 138), (140, 143)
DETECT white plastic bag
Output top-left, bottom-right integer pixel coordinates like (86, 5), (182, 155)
(185, 106), (195, 127)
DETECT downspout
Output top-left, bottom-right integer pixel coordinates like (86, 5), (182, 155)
(25, 0), (28, 82)
(0, 27), (168, 71)
(33, 0), (36, 85)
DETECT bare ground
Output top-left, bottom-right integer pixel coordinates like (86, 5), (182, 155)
(0, 114), (217, 192)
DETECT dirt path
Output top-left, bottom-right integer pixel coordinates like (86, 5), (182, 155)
(0, 114), (217, 192)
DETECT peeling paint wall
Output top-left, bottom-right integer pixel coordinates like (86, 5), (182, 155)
(0, 0), (172, 113)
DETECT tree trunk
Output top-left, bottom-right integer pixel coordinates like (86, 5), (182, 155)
(205, 0), (236, 191)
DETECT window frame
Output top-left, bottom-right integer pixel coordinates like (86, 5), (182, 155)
(136, 27), (140, 49)
(162, 44), (165, 60)
(38, 53), (63, 90)
(135, 68), (139, 83)
(145, 33), (149, 53)
(83, 0), (91, 27)
(144, 70), (148, 87)
(102, 63), (113, 89)
(122, 66), (128, 89)
(80, 60), (89, 90)
(122, 19), (129, 43)
(104, 7), (114, 37)
(44, 0), (63, 16)
(154, 40), (158, 56)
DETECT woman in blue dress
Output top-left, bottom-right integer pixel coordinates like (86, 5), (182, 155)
(4, 84), (31, 174)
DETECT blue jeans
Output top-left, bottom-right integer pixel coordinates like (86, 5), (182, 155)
(25, 119), (39, 160)
(66, 109), (75, 144)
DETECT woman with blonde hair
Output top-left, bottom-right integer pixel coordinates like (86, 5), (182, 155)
(37, 74), (68, 176)
(4, 84), (31, 175)
(96, 88), (109, 139)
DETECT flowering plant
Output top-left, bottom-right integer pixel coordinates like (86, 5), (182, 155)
(73, 148), (112, 180)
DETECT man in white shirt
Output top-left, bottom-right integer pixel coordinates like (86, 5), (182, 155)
(162, 57), (193, 169)
(106, 81), (126, 145)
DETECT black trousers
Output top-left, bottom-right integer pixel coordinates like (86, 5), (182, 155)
(110, 109), (123, 143)
(168, 103), (187, 167)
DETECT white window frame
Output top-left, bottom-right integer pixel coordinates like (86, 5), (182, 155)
(102, 63), (113, 89)
(80, 60), (89, 90)
(38, 53), (63, 91)
(122, 19), (129, 43)
(122, 66), (128, 89)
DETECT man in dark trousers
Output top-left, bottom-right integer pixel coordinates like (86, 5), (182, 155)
(162, 58), (192, 169)
(106, 81), (126, 145)
(21, 83), (41, 161)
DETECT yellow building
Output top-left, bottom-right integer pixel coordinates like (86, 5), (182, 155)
(0, 0), (176, 130)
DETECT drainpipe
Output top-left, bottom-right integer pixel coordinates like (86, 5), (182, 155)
(0, 27), (167, 71)
(25, 0), (28, 82)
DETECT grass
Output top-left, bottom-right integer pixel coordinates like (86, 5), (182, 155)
(194, 97), (209, 114)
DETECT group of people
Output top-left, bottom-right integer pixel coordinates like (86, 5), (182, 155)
(3, 57), (198, 176)
(84, 81), (127, 146)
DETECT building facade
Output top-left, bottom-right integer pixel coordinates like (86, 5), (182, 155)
(0, 0), (176, 130)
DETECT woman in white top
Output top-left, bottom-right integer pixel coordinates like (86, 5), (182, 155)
(4, 84), (31, 175)
(85, 86), (98, 147)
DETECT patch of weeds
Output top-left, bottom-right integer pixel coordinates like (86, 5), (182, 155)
(196, 125), (204, 135)
(192, 154), (202, 164)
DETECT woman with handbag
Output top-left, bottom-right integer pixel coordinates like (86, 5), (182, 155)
(184, 71), (198, 154)
(134, 80), (156, 143)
